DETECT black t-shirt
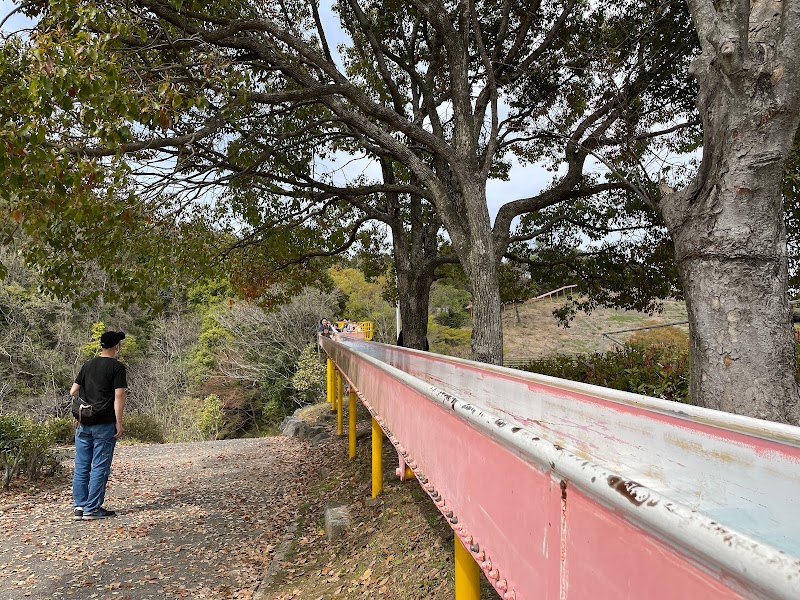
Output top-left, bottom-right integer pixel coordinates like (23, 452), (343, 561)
(75, 357), (127, 424)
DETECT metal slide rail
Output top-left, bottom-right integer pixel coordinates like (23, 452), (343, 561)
(320, 336), (800, 600)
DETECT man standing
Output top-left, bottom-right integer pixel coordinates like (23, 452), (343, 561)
(69, 330), (127, 521)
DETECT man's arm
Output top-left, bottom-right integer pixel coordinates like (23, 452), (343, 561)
(114, 388), (127, 439)
(69, 383), (80, 397)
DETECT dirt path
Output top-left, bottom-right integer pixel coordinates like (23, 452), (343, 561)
(0, 437), (316, 600)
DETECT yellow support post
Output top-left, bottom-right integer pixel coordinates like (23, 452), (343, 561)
(336, 372), (344, 436)
(372, 417), (383, 498)
(348, 390), (357, 459)
(455, 537), (481, 600)
(332, 369), (339, 413)
(326, 359), (334, 409)
(335, 370), (342, 413)
(333, 369), (338, 411)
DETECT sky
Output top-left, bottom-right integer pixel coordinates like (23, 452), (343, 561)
(0, 0), (26, 32)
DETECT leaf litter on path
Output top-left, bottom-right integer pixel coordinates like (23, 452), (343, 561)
(1, 405), (500, 599)
(0, 437), (315, 599)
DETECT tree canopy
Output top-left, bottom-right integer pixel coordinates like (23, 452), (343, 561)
(1, 0), (700, 360)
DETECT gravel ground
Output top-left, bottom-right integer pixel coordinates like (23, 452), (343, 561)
(0, 437), (317, 600)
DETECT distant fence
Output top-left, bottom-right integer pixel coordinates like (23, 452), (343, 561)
(504, 353), (585, 370)
(532, 284), (577, 302)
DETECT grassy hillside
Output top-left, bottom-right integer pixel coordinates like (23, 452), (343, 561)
(501, 297), (688, 360)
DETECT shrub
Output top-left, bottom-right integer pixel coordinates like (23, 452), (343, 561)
(197, 394), (224, 440)
(628, 325), (689, 350)
(0, 414), (57, 490)
(429, 322), (472, 358)
(291, 343), (326, 405)
(522, 343), (690, 403)
(0, 415), (25, 490)
(20, 420), (57, 480)
(261, 397), (289, 425)
(47, 416), (76, 445)
(433, 308), (468, 328)
(256, 381), (291, 427)
(162, 397), (205, 443)
(124, 412), (166, 444)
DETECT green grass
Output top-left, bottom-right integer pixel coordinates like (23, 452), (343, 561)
(608, 314), (642, 323)
(502, 298), (688, 360)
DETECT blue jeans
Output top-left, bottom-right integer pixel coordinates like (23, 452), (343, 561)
(72, 423), (117, 513)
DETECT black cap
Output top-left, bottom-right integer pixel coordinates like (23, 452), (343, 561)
(100, 331), (126, 348)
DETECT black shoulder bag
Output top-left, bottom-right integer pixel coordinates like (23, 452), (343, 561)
(71, 374), (100, 426)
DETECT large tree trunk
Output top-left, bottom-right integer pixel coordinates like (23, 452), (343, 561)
(463, 242), (504, 364)
(457, 183), (504, 365)
(662, 0), (800, 423)
(667, 188), (798, 422)
(430, 165), (505, 364)
(385, 171), (442, 351)
(396, 266), (433, 350)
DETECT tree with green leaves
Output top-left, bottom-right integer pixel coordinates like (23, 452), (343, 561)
(1, 1), (459, 350)
(0, 0), (359, 310)
(8, 1), (797, 424)
(1, 0), (696, 366)
(496, 1), (800, 423)
(430, 280), (471, 328)
(326, 0), (698, 363)
(504, 200), (683, 326)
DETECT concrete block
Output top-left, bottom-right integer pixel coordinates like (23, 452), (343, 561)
(324, 503), (352, 541)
